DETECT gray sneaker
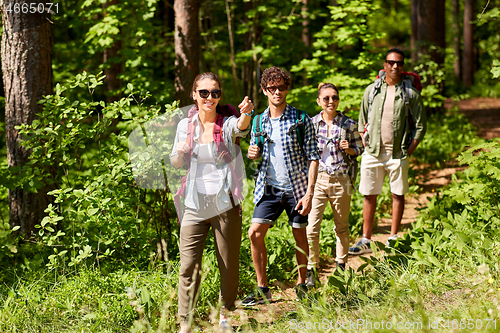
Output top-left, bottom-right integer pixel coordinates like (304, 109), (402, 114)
(241, 288), (272, 306)
(385, 234), (401, 247)
(348, 238), (372, 255)
(295, 283), (308, 301)
(306, 269), (317, 288)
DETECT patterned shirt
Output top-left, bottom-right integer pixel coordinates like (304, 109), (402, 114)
(311, 111), (364, 175)
(171, 115), (249, 211)
(250, 104), (320, 204)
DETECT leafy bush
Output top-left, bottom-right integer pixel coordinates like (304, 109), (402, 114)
(13, 72), (180, 270)
(407, 139), (500, 271)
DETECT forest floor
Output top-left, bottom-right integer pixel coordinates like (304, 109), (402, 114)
(228, 97), (500, 329)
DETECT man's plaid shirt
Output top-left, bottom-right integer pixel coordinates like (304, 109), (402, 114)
(311, 111), (364, 175)
(250, 104), (320, 204)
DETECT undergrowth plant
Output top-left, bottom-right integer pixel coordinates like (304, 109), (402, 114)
(12, 72), (181, 271)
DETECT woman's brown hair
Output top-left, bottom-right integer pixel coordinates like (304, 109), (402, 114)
(317, 82), (339, 98)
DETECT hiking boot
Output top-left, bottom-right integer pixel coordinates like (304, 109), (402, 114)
(241, 288), (272, 306)
(348, 238), (372, 255)
(306, 269), (317, 288)
(385, 234), (401, 247)
(336, 262), (346, 271)
(295, 283), (308, 301)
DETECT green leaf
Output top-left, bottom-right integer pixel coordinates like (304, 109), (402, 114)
(327, 275), (346, 294)
(427, 255), (442, 268)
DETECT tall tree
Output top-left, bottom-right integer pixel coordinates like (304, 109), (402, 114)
(411, 0), (446, 66)
(1, 0), (53, 235)
(225, 0), (239, 94)
(463, 0), (475, 86)
(452, 0), (461, 80)
(301, 0), (311, 85)
(103, 0), (122, 103)
(174, 0), (200, 107)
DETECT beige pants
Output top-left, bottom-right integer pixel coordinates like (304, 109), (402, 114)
(178, 197), (242, 318)
(307, 172), (351, 269)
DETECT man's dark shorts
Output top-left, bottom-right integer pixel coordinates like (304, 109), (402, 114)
(251, 185), (308, 228)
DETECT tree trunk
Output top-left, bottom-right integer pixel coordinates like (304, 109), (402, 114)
(103, 0), (122, 103)
(174, 0), (200, 106)
(1, 0), (53, 235)
(410, 0), (418, 64)
(413, 0), (446, 65)
(251, 1), (261, 110)
(453, 0), (461, 80)
(225, 0), (239, 95)
(463, 0), (475, 86)
(199, 3), (218, 75)
(329, 0), (338, 68)
(301, 0), (310, 85)
(242, 0), (255, 101)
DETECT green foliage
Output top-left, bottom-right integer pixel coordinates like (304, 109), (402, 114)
(413, 53), (446, 109)
(12, 72), (180, 270)
(402, 139), (500, 272)
(492, 59), (500, 79)
(288, 0), (384, 115)
(3, 1), (500, 331)
(411, 108), (477, 168)
(0, 267), (179, 332)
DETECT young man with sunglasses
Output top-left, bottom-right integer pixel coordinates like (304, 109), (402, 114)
(349, 47), (426, 255)
(242, 66), (319, 305)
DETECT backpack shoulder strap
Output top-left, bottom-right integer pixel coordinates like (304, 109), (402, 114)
(339, 113), (350, 141)
(296, 109), (306, 147)
(401, 79), (414, 118)
(367, 70), (385, 128)
(252, 113), (264, 150)
(184, 116), (196, 165)
(213, 113), (225, 141)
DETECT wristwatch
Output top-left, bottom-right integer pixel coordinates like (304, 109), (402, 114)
(243, 109), (254, 117)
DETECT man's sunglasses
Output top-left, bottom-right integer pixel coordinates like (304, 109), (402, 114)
(385, 60), (404, 67)
(197, 89), (222, 99)
(322, 95), (340, 103)
(265, 84), (288, 94)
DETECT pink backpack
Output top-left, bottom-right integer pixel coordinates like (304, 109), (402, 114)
(173, 105), (244, 222)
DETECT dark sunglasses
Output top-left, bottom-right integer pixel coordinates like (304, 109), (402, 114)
(266, 84), (288, 93)
(386, 60), (404, 67)
(322, 95), (340, 103)
(197, 89), (222, 99)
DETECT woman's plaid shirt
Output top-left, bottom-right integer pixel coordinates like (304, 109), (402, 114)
(250, 104), (320, 204)
(311, 111), (364, 175)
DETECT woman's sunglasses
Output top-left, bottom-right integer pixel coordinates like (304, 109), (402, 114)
(197, 89), (222, 99)
(322, 95), (340, 103)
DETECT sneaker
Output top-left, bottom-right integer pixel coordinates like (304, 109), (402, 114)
(348, 238), (372, 255)
(385, 234), (400, 247)
(295, 283), (308, 301)
(336, 262), (346, 271)
(306, 269), (317, 288)
(241, 288), (272, 306)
